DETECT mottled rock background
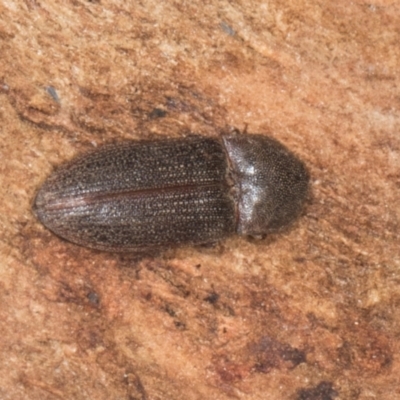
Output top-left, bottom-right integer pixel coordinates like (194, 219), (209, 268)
(0, 1), (399, 399)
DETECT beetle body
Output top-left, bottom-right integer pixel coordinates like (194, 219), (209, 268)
(34, 133), (309, 251)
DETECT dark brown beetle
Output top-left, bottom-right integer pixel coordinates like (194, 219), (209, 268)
(33, 132), (309, 251)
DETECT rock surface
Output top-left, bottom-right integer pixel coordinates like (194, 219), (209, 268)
(0, 0), (399, 399)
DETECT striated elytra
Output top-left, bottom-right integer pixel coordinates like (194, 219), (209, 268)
(33, 132), (309, 252)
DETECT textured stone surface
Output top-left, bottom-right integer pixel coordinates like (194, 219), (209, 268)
(0, 0), (399, 399)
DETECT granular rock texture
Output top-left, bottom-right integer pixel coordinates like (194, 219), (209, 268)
(0, 0), (399, 399)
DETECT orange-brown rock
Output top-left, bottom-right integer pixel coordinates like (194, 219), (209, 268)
(0, 1), (399, 399)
